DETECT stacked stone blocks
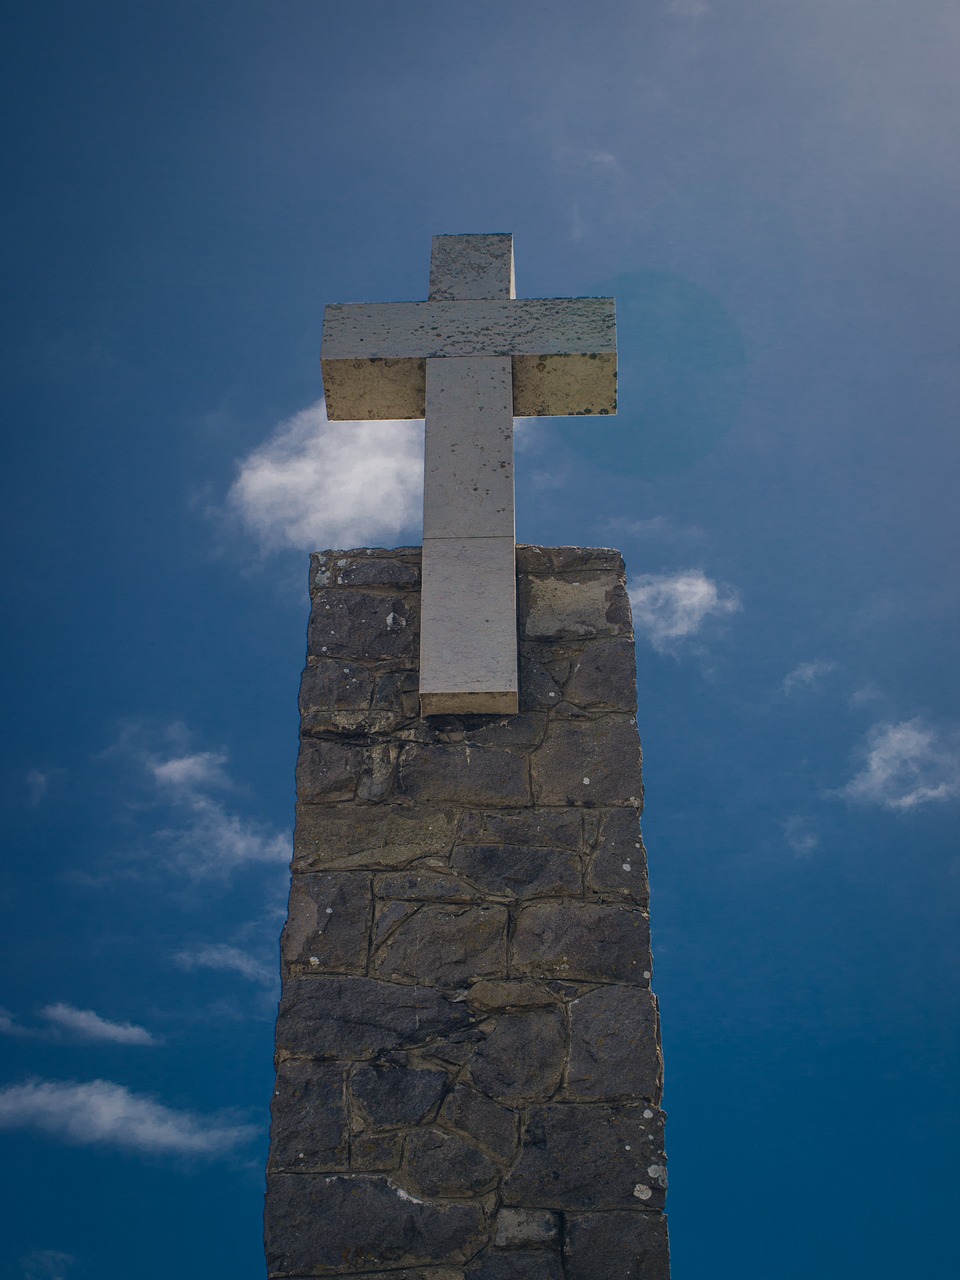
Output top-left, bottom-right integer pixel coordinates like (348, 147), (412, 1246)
(265, 545), (670, 1279)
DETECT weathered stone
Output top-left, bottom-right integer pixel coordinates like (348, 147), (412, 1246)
(586, 808), (649, 905)
(300, 659), (375, 715)
(357, 743), (400, 801)
(268, 1060), (348, 1171)
(503, 1104), (667, 1210)
(276, 977), (471, 1060)
(403, 1127), (500, 1198)
(265, 1173), (486, 1273)
(317, 549), (422, 590)
(458, 809), (582, 850)
(282, 872), (372, 975)
(268, 544), (668, 1276)
(309, 589), (419, 662)
(511, 903), (651, 984)
(372, 904), (508, 987)
(566, 987), (662, 1103)
(518, 655), (563, 711)
(438, 1083), (518, 1164)
(296, 738), (363, 803)
(467, 1254), (564, 1280)
(465, 980), (561, 1012)
(468, 1009), (566, 1103)
(399, 744), (530, 806)
(377, 870), (481, 903)
(372, 899), (420, 950)
(563, 1210), (671, 1280)
(294, 804), (459, 871)
(520, 573), (628, 641)
(351, 1061), (449, 1128)
(493, 1208), (559, 1248)
(451, 843), (581, 899)
(531, 718), (642, 806)
(350, 1129), (403, 1171)
(564, 637), (637, 711)
(516, 546), (625, 576)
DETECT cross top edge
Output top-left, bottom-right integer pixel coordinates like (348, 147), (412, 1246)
(429, 233), (515, 301)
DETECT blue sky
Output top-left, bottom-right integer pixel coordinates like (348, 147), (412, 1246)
(2, 1), (958, 1276)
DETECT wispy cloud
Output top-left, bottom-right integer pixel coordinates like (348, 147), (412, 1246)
(174, 943), (276, 988)
(838, 719), (960, 811)
(25, 769), (52, 807)
(39, 1004), (159, 1046)
(783, 815), (820, 857)
(111, 726), (291, 879)
(782, 661), (837, 696)
(0, 1078), (257, 1158)
(21, 1251), (75, 1280)
(228, 398), (423, 552)
(628, 569), (740, 653)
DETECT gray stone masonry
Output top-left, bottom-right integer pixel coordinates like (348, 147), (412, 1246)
(264, 545), (670, 1280)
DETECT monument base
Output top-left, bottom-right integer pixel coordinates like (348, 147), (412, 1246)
(265, 545), (670, 1280)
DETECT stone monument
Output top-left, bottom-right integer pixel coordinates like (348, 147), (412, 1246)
(264, 236), (670, 1279)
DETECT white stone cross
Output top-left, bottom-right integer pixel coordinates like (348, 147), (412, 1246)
(321, 234), (616, 716)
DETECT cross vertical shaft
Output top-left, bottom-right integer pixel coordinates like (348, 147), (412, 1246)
(420, 236), (519, 715)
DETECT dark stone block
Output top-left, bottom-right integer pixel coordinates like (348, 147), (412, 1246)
(518, 654), (563, 711)
(566, 987), (662, 1103)
(276, 976), (471, 1060)
(468, 1009), (566, 1103)
(438, 1083), (518, 1164)
(309, 589), (419, 662)
(467, 1253), (564, 1280)
(503, 1104), (667, 1211)
(377, 870), (482, 903)
(403, 1127), (499, 1197)
(516, 546), (625, 576)
(564, 637), (638, 712)
(321, 550), (422, 590)
(351, 1061), (448, 1128)
(268, 1060), (348, 1171)
(300, 659), (375, 714)
(586, 809), (649, 905)
(451, 844), (581, 899)
(296, 738), (364, 803)
(350, 1129), (402, 1171)
(493, 1207), (559, 1247)
(294, 804), (459, 871)
(465, 980), (563, 1013)
(531, 719), (642, 806)
(399, 744), (530, 807)
(511, 903), (651, 984)
(563, 1211), (670, 1280)
(265, 1173), (486, 1274)
(372, 904), (508, 987)
(282, 872), (372, 974)
(458, 809), (583, 850)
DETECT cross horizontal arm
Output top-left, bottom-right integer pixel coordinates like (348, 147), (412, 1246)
(322, 297), (616, 420)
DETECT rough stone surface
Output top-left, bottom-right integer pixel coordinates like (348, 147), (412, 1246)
(564, 1211), (671, 1280)
(265, 546), (668, 1278)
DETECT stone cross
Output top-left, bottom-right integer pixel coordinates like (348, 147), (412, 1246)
(321, 234), (616, 716)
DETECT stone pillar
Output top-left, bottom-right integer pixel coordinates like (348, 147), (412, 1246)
(264, 546), (671, 1280)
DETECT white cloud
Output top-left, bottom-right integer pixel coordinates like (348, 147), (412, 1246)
(838, 719), (960, 811)
(174, 943), (276, 987)
(783, 816), (820, 857)
(228, 399), (423, 552)
(0, 1007), (34, 1039)
(128, 732), (291, 878)
(39, 1004), (159, 1046)
(21, 1251), (75, 1280)
(782, 661), (837, 695)
(26, 769), (51, 807)
(0, 1078), (256, 1158)
(150, 750), (228, 792)
(628, 570), (740, 653)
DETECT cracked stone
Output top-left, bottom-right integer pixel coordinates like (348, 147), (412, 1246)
(511, 902), (651, 984)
